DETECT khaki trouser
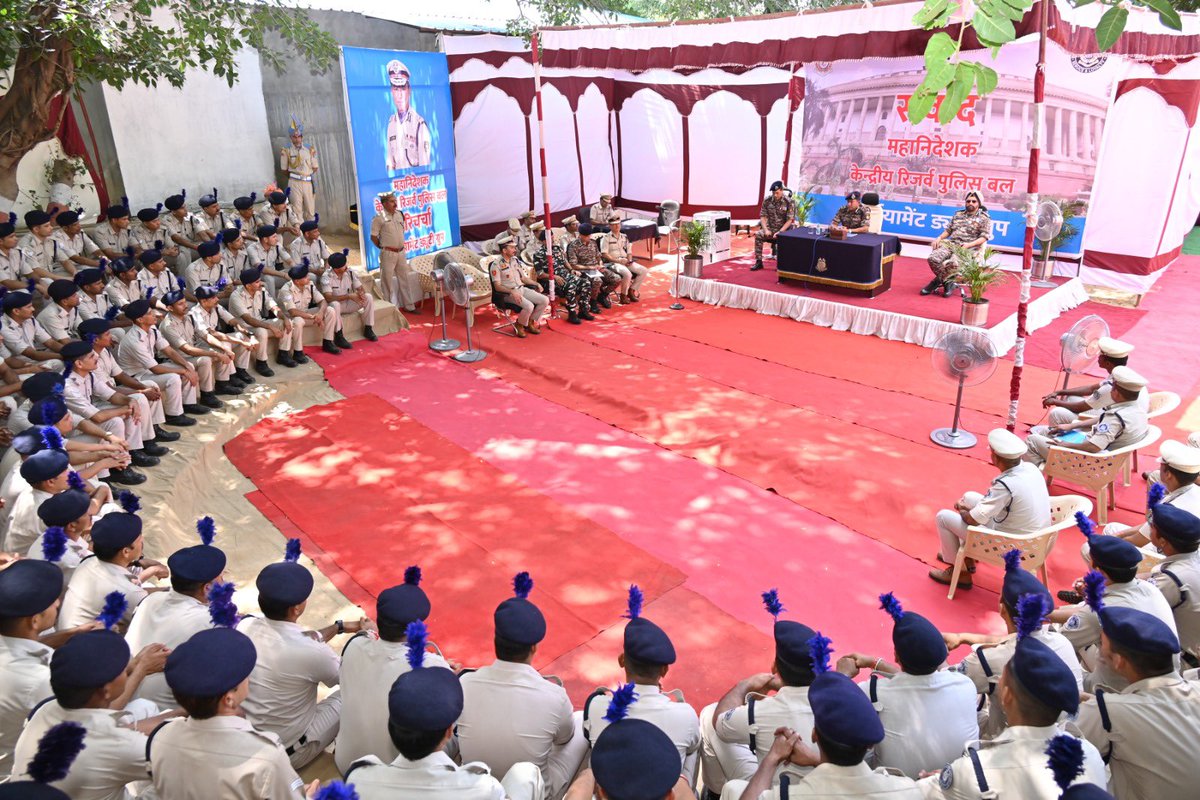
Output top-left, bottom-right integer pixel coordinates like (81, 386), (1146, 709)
(286, 691), (341, 770)
(289, 179), (316, 221)
(335, 295), (375, 328)
(936, 491), (984, 562)
(181, 354), (215, 393)
(698, 701), (757, 796)
(380, 249), (422, 309)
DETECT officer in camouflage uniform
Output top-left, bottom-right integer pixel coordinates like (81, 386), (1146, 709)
(529, 222), (593, 325)
(754, 181), (793, 271)
(830, 191), (871, 233)
(566, 228), (617, 313)
(923, 190), (992, 297)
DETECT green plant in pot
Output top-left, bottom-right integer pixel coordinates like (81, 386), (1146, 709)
(794, 189), (816, 226)
(680, 219), (711, 278)
(949, 244), (1007, 327)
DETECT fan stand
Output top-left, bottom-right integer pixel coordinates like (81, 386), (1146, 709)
(1031, 245), (1056, 289)
(453, 305), (487, 363)
(429, 274), (460, 352)
(930, 373), (977, 449)
(669, 224), (684, 311)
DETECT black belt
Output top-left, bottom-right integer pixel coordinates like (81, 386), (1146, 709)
(285, 734), (308, 756)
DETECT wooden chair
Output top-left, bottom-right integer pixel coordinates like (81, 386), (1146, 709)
(1044, 426), (1162, 524)
(947, 494), (1094, 599)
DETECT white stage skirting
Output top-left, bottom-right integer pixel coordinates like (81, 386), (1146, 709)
(673, 274), (1091, 355)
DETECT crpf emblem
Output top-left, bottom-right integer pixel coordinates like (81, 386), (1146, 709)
(816, 257), (828, 273)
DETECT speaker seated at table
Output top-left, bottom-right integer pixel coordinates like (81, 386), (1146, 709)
(862, 192), (885, 234)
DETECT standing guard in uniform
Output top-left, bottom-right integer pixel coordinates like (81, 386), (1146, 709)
(230, 267), (294, 375)
(1075, 599), (1200, 800)
(257, 190), (302, 240)
(117, 298), (206, 424)
(923, 190), (991, 297)
(836, 593), (978, 779)
(384, 61), (432, 170)
(704, 590), (818, 797)
(600, 215), (648, 303)
(290, 216), (330, 277)
(565, 226), (616, 312)
(457, 572), (588, 800)
(91, 202), (134, 261)
(370, 192), (419, 311)
(346, 619), (543, 800)
(919, 594), (1106, 799)
(320, 251), (378, 343)
(489, 235), (548, 338)
(753, 181), (793, 272)
(151, 627), (314, 800)
(160, 285), (226, 408)
(238, 539), (372, 769)
(281, 116), (319, 221)
(583, 586), (700, 782)
(52, 208), (103, 270)
(531, 222), (592, 325)
(1024, 366), (1150, 466)
(335, 566), (449, 774)
(942, 551), (1082, 739)
(830, 191), (871, 234)
(930, 429), (1052, 590)
(279, 263), (340, 358)
(733, 634), (921, 800)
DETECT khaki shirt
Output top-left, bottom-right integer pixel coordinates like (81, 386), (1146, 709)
(125, 590), (214, 709)
(488, 257), (527, 293)
(0, 246), (34, 282)
(78, 289), (119, 323)
(280, 143), (319, 178)
(385, 110), (430, 170)
(130, 222), (168, 253)
(599, 231), (631, 263)
(716, 685), (814, 776)
(234, 212), (260, 243)
(589, 203), (614, 225)
(149, 715), (306, 800)
(104, 276), (144, 309)
(1076, 674), (1200, 800)
(583, 683), (699, 766)
(200, 208), (232, 234)
(139, 267), (177, 302)
(229, 286), (281, 323)
(256, 205), (302, 232)
(278, 280), (324, 313)
(347, 751), (507, 800)
(762, 762), (921, 799)
(0, 314), (54, 356)
(116, 323), (169, 376)
(247, 241), (294, 276)
(220, 246), (254, 279)
(58, 555), (147, 631)
(969, 462), (1052, 534)
(320, 268), (363, 299)
(1060, 578), (1177, 691)
(161, 211), (208, 247)
(1150, 550), (1200, 662)
(370, 210), (407, 250)
(184, 259), (230, 294)
(160, 311), (200, 351)
(289, 236), (329, 270)
(18, 232), (72, 273)
(0, 635), (53, 765)
(35, 302), (79, 341)
(52, 228), (101, 260)
(90, 222), (134, 256)
(64, 368), (115, 419)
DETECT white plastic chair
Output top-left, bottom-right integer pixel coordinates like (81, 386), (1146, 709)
(1132, 392), (1182, 477)
(1045, 426), (1162, 524)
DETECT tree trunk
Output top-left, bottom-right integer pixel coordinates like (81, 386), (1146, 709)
(0, 34), (76, 212)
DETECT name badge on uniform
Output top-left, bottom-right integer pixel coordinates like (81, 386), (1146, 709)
(1065, 615), (1082, 630)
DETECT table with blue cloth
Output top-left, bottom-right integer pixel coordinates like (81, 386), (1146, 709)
(775, 229), (901, 298)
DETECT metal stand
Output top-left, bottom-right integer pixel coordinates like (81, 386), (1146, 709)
(1030, 250), (1056, 288)
(669, 226), (684, 310)
(930, 374), (977, 449)
(429, 285), (460, 352)
(452, 309), (487, 363)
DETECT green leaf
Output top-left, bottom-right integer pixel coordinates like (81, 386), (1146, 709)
(974, 63), (999, 95)
(981, 0), (1025, 22)
(1072, 0), (1097, 6)
(972, 9), (1017, 44)
(1140, 0), (1183, 31)
(939, 62), (976, 124)
(1095, 6), (1128, 51)
(907, 90), (938, 125)
(924, 31), (958, 68)
(913, 0), (951, 27)
(922, 58), (958, 92)
(999, 0), (1036, 12)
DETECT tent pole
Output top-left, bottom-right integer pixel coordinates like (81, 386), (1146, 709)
(1006, 0), (1048, 432)
(531, 29), (557, 320)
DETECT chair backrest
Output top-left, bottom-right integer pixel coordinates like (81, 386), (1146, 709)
(482, 238), (500, 255)
(867, 204), (884, 234)
(1047, 494), (1095, 528)
(659, 200), (681, 229)
(1109, 425), (1162, 457)
(1147, 391), (1181, 419)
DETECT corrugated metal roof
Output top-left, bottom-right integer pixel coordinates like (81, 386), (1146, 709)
(287, 0), (644, 33)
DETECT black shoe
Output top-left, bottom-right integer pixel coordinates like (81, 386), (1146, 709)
(142, 441), (170, 457)
(276, 352), (297, 369)
(334, 332), (353, 350)
(579, 309), (595, 321)
(751, 260), (764, 271)
(589, 303), (602, 315)
(182, 403), (211, 416)
(214, 381), (243, 396)
(363, 326), (378, 342)
(942, 280), (958, 297)
(292, 350), (310, 365)
(322, 339), (342, 355)
(599, 294), (612, 309)
(920, 278), (943, 296)
(199, 392), (223, 409)
(153, 426), (181, 442)
(130, 450), (160, 468)
(164, 414), (196, 427)
(568, 311), (582, 325)
(1057, 590), (1083, 604)
(103, 467), (147, 486)
(236, 368), (256, 384)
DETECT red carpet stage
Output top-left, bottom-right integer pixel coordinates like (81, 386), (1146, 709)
(224, 248), (1197, 709)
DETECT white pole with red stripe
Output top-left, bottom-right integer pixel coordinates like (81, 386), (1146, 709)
(531, 30), (557, 318)
(1007, 0), (1048, 431)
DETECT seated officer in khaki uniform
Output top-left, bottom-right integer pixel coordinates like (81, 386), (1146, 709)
(589, 194), (615, 226)
(228, 267), (293, 376)
(1145, 504), (1200, 666)
(279, 263), (343, 358)
(1024, 366), (1150, 467)
(256, 190), (302, 240)
(1041, 337), (1147, 426)
(599, 215), (648, 303)
(319, 251), (377, 344)
(488, 235), (548, 339)
(160, 285), (226, 408)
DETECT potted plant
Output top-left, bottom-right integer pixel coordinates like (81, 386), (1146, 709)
(680, 219), (711, 278)
(949, 244), (1007, 327)
(793, 189), (816, 227)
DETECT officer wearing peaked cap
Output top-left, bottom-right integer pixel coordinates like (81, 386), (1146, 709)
(837, 593), (978, 779)
(384, 61), (431, 171)
(1100, 439), (1200, 548)
(1048, 522), (1178, 692)
(335, 565), (452, 774)
(346, 620), (543, 799)
(704, 590), (818, 795)
(457, 572), (588, 800)
(236, 539), (374, 769)
(931, 429), (1052, 591)
(921, 594), (1105, 800)
(583, 586), (701, 782)
(1076, 605), (1200, 800)
(0, 559), (64, 763)
(281, 116), (319, 221)
(1145, 503), (1200, 664)
(370, 191), (420, 311)
(1025, 366), (1151, 466)
(942, 550), (1082, 739)
(1042, 337), (1148, 426)
(150, 628), (313, 800)
(732, 635), (921, 800)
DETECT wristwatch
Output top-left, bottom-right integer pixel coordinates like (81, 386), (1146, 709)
(335, 620), (345, 635)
